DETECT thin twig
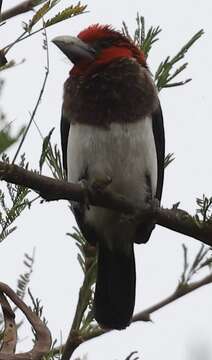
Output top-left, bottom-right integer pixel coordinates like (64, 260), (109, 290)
(52, 271), (212, 358)
(4, 32), (27, 56)
(0, 0), (43, 22)
(2, 5), (87, 55)
(132, 272), (212, 322)
(12, 26), (49, 164)
(62, 261), (96, 360)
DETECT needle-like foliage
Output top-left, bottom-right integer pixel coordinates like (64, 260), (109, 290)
(155, 30), (204, 91)
(25, 1), (87, 32)
(39, 128), (64, 180)
(123, 13), (204, 91)
(0, 81), (25, 154)
(196, 195), (212, 223)
(0, 6), (209, 360)
(179, 244), (212, 289)
(0, 155), (31, 242)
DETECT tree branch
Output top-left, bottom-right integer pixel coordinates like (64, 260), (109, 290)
(89, 273), (212, 335)
(0, 292), (17, 354)
(0, 282), (51, 360)
(132, 272), (212, 322)
(0, 161), (212, 245)
(52, 271), (212, 358)
(0, 1), (43, 22)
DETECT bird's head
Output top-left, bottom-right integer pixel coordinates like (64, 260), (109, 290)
(52, 24), (146, 76)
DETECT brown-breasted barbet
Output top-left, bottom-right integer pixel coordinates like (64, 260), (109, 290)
(52, 24), (165, 330)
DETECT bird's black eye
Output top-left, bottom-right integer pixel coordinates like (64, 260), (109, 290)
(91, 38), (116, 52)
(89, 47), (96, 55)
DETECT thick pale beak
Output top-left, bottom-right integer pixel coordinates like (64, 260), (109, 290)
(52, 35), (96, 64)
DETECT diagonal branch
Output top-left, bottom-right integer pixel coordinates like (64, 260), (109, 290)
(0, 282), (51, 360)
(52, 271), (212, 358)
(89, 273), (212, 333)
(132, 272), (212, 322)
(0, 1), (44, 22)
(0, 161), (212, 245)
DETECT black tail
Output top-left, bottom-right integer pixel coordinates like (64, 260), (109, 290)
(94, 241), (136, 330)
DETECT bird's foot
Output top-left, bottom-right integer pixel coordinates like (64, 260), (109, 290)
(121, 198), (160, 225)
(79, 176), (112, 209)
(91, 175), (112, 192)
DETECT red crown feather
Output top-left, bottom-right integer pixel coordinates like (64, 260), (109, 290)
(78, 24), (146, 66)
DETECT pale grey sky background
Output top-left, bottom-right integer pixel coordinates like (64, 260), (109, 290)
(1, 1), (212, 359)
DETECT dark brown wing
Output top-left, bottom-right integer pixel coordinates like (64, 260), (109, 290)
(61, 108), (99, 245)
(135, 103), (165, 244)
(60, 110), (70, 176)
(152, 103), (165, 201)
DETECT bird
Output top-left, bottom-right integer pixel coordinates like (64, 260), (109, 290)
(52, 24), (165, 330)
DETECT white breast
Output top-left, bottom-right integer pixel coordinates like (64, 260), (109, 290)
(67, 118), (157, 241)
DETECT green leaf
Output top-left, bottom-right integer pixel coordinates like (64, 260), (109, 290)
(0, 155), (31, 242)
(155, 29), (204, 91)
(122, 13), (161, 57)
(27, 0), (61, 32)
(45, 3), (87, 28)
(28, 1), (51, 32)
(141, 25), (161, 57)
(32, 0), (48, 5)
(39, 127), (55, 173)
(39, 132), (64, 179)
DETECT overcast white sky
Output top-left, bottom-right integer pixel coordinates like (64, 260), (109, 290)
(1, 1), (212, 359)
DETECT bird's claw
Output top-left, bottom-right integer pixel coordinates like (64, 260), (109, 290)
(123, 198), (160, 225)
(91, 175), (112, 192)
(79, 176), (112, 209)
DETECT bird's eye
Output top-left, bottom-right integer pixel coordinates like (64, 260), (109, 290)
(89, 48), (96, 55)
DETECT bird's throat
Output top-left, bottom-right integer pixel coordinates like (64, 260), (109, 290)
(64, 58), (158, 127)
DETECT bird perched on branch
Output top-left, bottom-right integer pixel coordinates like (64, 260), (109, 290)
(52, 24), (165, 330)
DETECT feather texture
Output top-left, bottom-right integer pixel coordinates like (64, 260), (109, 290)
(56, 24), (165, 329)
